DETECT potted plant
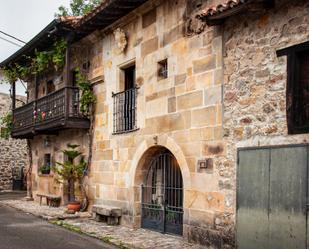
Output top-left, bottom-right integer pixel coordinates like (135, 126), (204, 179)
(53, 144), (86, 212)
(38, 165), (51, 175)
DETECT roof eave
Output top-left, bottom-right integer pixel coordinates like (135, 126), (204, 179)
(0, 19), (72, 68)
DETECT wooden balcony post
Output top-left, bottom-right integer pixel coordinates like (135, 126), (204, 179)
(35, 74), (39, 100)
(64, 45), (71, 86)
(11, 81), (16, 110)
(64, 33), (74, 87)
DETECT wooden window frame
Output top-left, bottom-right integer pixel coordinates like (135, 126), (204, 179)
(277, 41), (309, 134)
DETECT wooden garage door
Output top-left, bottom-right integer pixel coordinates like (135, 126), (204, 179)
(237, 145), (308, 249)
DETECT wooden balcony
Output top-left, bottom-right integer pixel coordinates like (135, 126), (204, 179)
(12, 87), (90, 139)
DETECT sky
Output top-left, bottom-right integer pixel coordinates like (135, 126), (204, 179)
(0, 0), (71, 95)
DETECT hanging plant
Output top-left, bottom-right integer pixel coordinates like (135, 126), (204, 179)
(1, 39), (67, 82)
(0, 112), (13, 139)
(51, 39), (67, 71)
(32, 50), (51, 74)
(75, 69), (96, 117)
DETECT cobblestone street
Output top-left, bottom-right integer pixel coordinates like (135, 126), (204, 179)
(0, 199), (203, 249)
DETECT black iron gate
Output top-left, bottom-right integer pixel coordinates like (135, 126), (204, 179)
(141, 152), (183, 235)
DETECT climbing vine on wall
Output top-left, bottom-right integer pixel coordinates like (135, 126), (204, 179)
(0, 112), (13, 139)
(1, 39), (67, 82)
(75, 69), (96, 117)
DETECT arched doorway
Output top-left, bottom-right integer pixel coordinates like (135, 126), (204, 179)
(141, 148), (183, 235)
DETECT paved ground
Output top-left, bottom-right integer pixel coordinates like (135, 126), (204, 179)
(0, 191), (27, 200)
(0, 199), (115, 249)
(0, 192), (202, 249)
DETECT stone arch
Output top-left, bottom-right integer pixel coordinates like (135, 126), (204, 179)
(130, 136), (191, 189)
(129, 136), (191, 230)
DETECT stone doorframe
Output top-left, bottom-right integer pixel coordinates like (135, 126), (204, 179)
(129, 135), (191, 234)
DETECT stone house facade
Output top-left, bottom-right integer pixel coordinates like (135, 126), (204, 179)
(202, 0), (309, 248)
(3, 0), (309, 248)
(89, 0), (227, 247)
(26, 30), (103, 204)
(0, 93), (28, 191)
(222, 0), (309, 150)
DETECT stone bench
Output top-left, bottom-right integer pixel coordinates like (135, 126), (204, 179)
(92, 205), (122, 225)
(37, 193), (61, 207)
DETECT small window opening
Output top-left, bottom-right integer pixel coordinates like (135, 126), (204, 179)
(40, 154), (51, 175)
(158, 59), (168, 80)
(82, 61), (91, 71)
(46, 80), (55, 94)
(277, 41), (309, 134)
(124, 65), (136, 90)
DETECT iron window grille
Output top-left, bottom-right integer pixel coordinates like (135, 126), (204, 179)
(112, 87), (138, 134)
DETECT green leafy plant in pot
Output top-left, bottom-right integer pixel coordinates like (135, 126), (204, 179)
(53, 144), (86, 212)
(38, 165), (51, 175)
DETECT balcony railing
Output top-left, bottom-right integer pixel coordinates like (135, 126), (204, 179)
(12, 87), (89, 138)
(112, 87), (138, 134)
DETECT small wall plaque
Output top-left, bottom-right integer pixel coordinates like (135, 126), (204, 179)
(197, 158), (213, 173)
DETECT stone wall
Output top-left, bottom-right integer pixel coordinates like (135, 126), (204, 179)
(30, 130), (89, 204)
(221, 0), (309, 243)
(0, 93), (28, 191)
(90, 0), (229, 247)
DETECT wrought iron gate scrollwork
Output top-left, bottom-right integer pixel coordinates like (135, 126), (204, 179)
(141, 151), (183, 235)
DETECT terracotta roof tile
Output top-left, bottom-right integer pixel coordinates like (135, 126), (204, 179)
(73, 0), (109, 28)
(199, 0), (250, 18)
(60, 16), (82, 26)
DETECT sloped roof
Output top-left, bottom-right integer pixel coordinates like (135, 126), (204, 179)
(60, 16), (82, 26)
(0, 0), (148, 67)
(199, 0), (250, 18)
(0, 18), (76, 67)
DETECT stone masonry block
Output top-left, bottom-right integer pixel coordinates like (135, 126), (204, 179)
(177, 91), (203, 110)
(163, 23), (185, 46)
(204, 86), (222, 106)
(192, 107), (217, 127)
(141, 36), (158, 57)
(168, 97), (176, 113)
(142, 8), (156, 28)
(174, 73), (187, 86)
(193, 55), (216, 74)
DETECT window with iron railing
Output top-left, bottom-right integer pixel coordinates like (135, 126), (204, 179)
(112, 65), (138, 134)
(113, 87), (137, 134)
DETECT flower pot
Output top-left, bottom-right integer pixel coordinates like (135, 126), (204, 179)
(67, 202), (81, 212)
(40, 169), (50, 175)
